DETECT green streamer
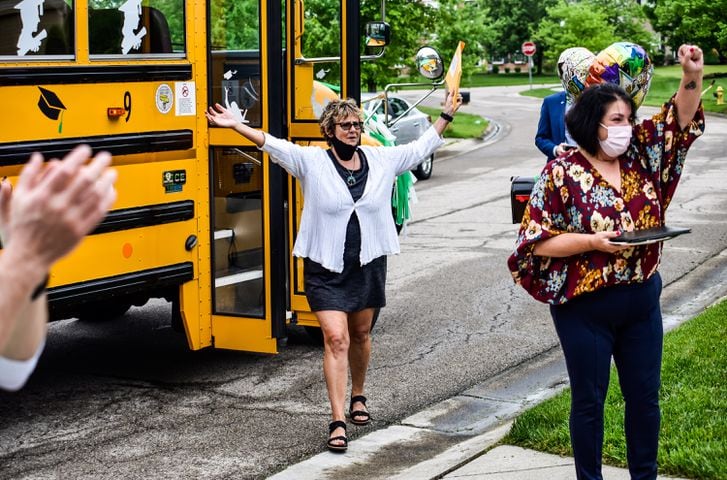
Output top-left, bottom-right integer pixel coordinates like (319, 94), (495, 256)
(392, 171), (415, 226)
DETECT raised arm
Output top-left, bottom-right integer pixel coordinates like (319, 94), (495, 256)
(206, 103), (266, 147)
(674, 44), (704, 130)
(432, 90), (463, 136)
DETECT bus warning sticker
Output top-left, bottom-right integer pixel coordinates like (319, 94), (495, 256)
(156, 84), (173, 114)
(163, 170), (186, 193)
(175, 81), (196, 116)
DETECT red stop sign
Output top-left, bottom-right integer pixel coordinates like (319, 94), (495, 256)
(521, 41), (536, 56)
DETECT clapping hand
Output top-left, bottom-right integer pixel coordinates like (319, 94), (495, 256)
(0, 145), (117, 268)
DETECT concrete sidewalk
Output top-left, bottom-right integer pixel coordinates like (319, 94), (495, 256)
(441, 445), (688, 479)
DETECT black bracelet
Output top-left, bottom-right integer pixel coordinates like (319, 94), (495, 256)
(31, 274), (49, 301)
(440, 112), (454, 123)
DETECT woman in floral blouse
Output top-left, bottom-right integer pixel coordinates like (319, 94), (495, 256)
(508, 44), (704, 480)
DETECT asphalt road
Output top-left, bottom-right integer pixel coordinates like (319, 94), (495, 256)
(1, 86), (726, 479)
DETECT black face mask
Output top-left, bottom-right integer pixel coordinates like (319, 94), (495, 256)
(331, 136), (358, 161)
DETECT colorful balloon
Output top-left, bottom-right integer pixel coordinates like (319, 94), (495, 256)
(558, 47), (596, 105)
(586, 42), (653, 108)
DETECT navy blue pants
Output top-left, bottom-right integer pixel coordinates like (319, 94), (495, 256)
(550, 273), (663, 480)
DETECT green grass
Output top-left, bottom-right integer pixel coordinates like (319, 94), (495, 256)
(503, 299), (727, 480)
(418, 105), (489, 138)
(519, 87), (560, 100)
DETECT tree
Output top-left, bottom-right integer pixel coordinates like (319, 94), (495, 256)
(480, 0), (558, 74)
(588, 0), (657, 52)
(359, 0), (434, 92)
(534, 1), (615, 69)
(299, 0), (436, 91)
(209, 0), (260, 50)
(311, 0), (496, 92)
(533, 0), (658, 73)
(647, 0), (727, 63)
(430, 0), (496, 82)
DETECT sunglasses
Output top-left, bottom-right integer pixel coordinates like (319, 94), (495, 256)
(335, 121), (363, 131)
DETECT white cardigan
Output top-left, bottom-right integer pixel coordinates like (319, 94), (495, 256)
(260, 127), (444, 272)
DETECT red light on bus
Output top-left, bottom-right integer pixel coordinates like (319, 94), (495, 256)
(107, 107), (126, 118)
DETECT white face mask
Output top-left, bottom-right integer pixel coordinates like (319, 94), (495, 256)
(599, 123), (632, 157)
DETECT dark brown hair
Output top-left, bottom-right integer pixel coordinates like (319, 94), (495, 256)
(566, 83), (637, 156)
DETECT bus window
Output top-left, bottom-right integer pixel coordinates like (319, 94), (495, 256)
(0, 0), (74, 59)
(88, 0), (185, 57)
(212, 147), (265, 317)
(209, 0), (261, 128)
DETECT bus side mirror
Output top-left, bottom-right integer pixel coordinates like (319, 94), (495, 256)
(415, 46), (444, 80)
(365, 21), (390, 48)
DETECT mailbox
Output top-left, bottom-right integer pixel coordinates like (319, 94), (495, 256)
(510, 176), (536, 224)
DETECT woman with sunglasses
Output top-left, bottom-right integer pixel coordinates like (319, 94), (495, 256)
(207, 91), (461, 452)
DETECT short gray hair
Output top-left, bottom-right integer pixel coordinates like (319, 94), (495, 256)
(319, 98), (364, 145)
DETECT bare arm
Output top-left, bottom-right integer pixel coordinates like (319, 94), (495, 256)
(0, 248), (48, 360)
(674, 44), (704, 130)
(533, 231), (629, 257)
(206, 104), (266, 147)
(432, 90), (463, 136)
(0, 146), (117, 362)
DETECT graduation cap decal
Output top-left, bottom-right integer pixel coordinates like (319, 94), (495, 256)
(37, 86), (67, 133)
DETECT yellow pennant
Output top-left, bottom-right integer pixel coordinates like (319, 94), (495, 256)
(445, 41), (466, 100)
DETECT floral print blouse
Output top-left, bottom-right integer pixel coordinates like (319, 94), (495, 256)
(508, 97), (705, 304)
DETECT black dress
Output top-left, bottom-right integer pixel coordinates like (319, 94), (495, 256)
(303, 150), (387, 312)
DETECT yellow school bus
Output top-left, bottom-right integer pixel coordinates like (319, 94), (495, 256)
(0, 0), (399, 353)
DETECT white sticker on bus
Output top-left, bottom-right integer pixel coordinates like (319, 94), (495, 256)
(175, 81), (196, 116)
(15, 0), (47, 56)
(156, 84), (173, 114)
(119, 0), (147, 54)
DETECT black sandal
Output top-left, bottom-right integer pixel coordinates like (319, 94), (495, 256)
(327, 420), (348, 452)
(349, 395), (371, 426)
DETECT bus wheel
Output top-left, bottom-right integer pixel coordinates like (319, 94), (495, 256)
(304, 326), (324, 345)
(78, 301), (132, 322)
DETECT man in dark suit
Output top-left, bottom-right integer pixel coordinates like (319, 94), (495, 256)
(535, 90), (572, 161)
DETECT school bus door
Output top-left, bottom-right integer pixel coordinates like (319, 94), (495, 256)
(206, 0), (287, 353)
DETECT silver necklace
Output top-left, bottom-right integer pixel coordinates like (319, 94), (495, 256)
(342, 156), (357, 186)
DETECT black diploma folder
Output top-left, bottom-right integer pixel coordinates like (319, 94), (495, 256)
(609, 225), (691, 246)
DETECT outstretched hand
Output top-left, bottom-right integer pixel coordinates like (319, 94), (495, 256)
(678, 44), (704, 75)
(206, 103), (240, 129)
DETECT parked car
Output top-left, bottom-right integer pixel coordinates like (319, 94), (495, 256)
(362, 93), (434, 180)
